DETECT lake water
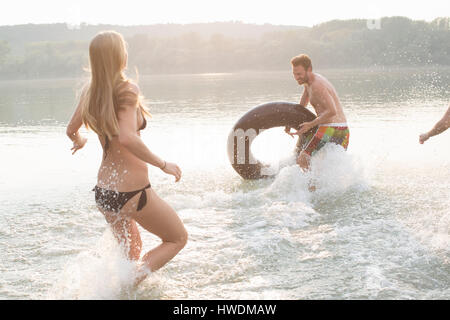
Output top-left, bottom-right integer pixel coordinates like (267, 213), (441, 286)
(0, 68), (449, 299)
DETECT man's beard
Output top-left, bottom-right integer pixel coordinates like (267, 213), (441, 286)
(298, 74), (308, 84)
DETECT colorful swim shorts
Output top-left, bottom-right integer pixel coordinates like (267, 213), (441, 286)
(299, 123), (350, 156)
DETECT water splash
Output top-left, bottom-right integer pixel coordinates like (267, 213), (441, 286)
(47, 229), (147, 300)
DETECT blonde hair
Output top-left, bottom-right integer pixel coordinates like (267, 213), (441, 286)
(80, 31), (150, 144)
(291, 54), (312, 71)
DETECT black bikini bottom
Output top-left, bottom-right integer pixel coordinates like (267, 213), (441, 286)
(92, 183), (151, 213)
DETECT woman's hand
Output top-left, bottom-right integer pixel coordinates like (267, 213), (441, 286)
(161, 161), (182, 182)
(70, 136), (88, 155)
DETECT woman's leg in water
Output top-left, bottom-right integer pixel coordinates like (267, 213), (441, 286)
(125, 188), (188, 281)
(101, 209), (142, 261)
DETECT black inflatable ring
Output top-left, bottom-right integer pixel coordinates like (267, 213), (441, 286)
(227, 102), (317, 179)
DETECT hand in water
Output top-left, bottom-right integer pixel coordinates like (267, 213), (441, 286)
(419, 133), (429, 144)
(162, 162), (182, 182)
(70, 136), (87, 155)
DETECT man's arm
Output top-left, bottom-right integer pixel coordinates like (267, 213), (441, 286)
(306, 87), (336, 127)
(299, 86), (309, 107)
(286, 87), (310, 136)
(293, 86), (337, 136)
(420, 106), (450, 144)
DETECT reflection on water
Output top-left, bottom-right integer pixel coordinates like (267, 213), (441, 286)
(0, 67), (449, 126)
(0, 68), (449, 299)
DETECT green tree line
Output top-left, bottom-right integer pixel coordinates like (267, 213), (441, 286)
(0, 17), (449, 79)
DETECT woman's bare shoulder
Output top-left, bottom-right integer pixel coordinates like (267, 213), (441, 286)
(117, 79), (140, 95)
(116, 80), (140, 108)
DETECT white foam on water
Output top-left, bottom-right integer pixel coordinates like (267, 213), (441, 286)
(46, 229), (159, 300)
(308, 144), (370, 195)
(264, 164), (311, 203)
(365, 265), (395, 294)
(402, 198), (450, 264)
(264, 143), (370, 203)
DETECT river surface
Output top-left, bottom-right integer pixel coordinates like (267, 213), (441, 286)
(0, 68), (449, 299)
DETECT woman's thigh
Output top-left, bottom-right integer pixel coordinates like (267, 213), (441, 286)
(122, 188), (187, 243)
(99, 208), (142, 260)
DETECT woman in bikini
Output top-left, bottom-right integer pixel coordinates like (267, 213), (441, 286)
(66, 31), (188, 284)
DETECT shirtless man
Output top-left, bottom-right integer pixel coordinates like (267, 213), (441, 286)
(285, 54), (349, 171)
(419, 105), (450, 144)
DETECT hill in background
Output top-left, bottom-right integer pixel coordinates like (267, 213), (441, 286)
(0, 18), (449, 79)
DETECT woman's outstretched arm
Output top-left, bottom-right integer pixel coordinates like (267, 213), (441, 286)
(420, 105), (450, 144)
(66, 91), (88, 154)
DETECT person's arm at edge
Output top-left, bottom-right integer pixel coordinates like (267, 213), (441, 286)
(420, 105), (450, 144)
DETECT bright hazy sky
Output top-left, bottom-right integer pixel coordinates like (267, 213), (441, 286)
(1, 0), (449, 27)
